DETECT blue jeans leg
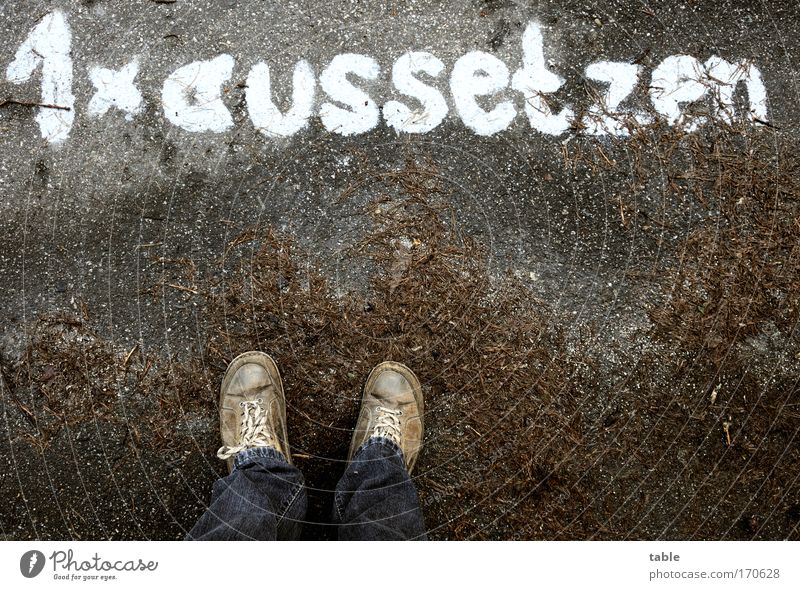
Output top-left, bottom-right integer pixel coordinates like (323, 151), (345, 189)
(334, 437), (427, 540)
(186, 447), (307, 540)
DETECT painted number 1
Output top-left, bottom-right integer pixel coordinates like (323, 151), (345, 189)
(6, 11), (75, 144)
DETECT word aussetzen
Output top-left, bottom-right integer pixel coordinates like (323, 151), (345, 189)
(5, 10), (769, 144)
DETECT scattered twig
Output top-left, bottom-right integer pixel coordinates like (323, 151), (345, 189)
(467, 424), (483, 437)
(123, 344), (139, 368)
(752, 117), (779, 129)
(164, 283), (198, 295)
(0, 98), (71, 111)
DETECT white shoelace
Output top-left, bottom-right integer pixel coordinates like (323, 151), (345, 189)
(217, 399), (274, 460)
(373, 406), (403, 445)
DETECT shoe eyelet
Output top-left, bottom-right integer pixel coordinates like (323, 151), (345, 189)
(239, 401), (245, 408)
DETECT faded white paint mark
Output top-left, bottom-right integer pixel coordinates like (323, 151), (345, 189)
(583, 61), (649, 136)
(3, 12), (774, 144)
(319, 54), (380, 136)
(451, 51), (516, 136)
(705, 56), (768, 124)
(88, 60), (143, 121)
(650, 55), (707, 132)
(6, 10), (74, 144)
(512, 22), (573, 136)
(162, 54), (234, 133)
(384, 51), (448, 134)
(246, 60), (315, 138)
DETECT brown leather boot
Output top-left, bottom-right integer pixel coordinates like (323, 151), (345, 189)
(216, 351), (291, 472)
(348, 361), (424, 473)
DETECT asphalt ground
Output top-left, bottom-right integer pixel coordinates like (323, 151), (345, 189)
(0, 0), (798, 540)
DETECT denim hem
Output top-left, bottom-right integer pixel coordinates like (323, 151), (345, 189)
(277, 481), (304, 525)
(354, 436), (405, 461)
(334, 436), (403, 522)
(232, 446), (288, 470)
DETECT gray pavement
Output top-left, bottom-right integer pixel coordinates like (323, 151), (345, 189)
(2, 0), (797, 345)
(1, 0), (799, 540)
